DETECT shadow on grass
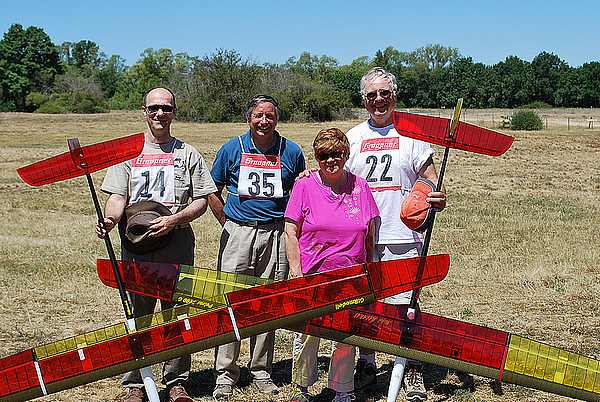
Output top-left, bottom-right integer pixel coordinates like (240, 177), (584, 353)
(185, 357), (334, 398)
(184, 359), (503, 401)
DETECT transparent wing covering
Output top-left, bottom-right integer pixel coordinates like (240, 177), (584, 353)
(6, 256), (444, 399)
(504, 335), (600, 395)
(17, 132), (144, 186)
(96, 259), (270, 306)
(306, 301), (600, 400)
(392, 112), (513, 156)
(97, 255), (451, 308)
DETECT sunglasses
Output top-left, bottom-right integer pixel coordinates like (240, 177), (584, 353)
(146, 104), (174, 114)
(317, 151), (345, 161)
(365, 89), (392, 101)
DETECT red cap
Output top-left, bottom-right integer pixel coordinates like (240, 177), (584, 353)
(400, 179), (436, 232)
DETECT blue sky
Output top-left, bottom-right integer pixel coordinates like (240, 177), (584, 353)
(3, 0), (599, 67)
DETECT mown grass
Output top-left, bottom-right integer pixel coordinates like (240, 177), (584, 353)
(0, 110), (599, 402)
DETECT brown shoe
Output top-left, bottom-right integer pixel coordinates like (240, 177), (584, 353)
(169, 384), (193, 402)
(116, 387), (145, 402)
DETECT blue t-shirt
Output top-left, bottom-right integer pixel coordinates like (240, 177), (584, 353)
(211, 130), (306, 222)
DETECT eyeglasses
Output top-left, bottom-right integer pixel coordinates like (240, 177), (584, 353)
(317, 151), (345, 161)
(251, 112), (277, 121)
(145, 104), (174, 114)
(364, 89), (392, 101)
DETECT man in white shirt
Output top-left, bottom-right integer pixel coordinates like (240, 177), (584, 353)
(346, 67), (447, 402)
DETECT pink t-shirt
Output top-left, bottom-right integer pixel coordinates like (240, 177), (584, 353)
(285, 171), (380, 274)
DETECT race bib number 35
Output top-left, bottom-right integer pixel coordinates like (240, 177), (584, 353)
(130, 153), (176, 205)
(238, 154), (284, 198)
(359, 137), (402, 192)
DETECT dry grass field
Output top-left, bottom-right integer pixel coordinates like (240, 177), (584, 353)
(0, 109), (599, 402)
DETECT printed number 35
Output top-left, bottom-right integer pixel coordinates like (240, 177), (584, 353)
(248, 172), (275, 197)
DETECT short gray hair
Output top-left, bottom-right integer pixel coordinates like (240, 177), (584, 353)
(359, 67), (397, 98)
(245, 95), (280, 120)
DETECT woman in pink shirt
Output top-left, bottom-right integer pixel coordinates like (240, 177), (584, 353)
(285, 128), (379, 402)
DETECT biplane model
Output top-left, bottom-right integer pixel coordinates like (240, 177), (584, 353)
(2, 101), (598, 402)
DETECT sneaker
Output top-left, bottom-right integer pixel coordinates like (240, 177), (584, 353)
(116, 387), (145, 402)
(404, 364), (427, 402)
(169, 384), (193, 402)
(289, 392), (312, 402)
(354, 360), (377, 390)
(252, 378), (279, 395)
(212, 383), (233, 400)
(334, 391), (356, 402)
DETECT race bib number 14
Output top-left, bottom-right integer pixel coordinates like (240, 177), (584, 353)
(130, 153), (176, 205)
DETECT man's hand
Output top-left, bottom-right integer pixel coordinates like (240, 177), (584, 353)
(295, 168), (316, 181)
(96, 216), (117, 239)
(148, 215), (176, 238)
(426, 190), (447, 211)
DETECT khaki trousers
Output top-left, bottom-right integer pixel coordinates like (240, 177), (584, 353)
(292, 333), (355, 393)
(360, 242), (421, 361)
(214, 219), (288, 385)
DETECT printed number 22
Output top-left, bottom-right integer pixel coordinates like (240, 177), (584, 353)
(365, 154), (393, 183)
(248, 172), (275, 197)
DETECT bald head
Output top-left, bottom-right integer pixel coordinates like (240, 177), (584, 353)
(143, 87), (177, 110)
(143, 87), (177, 141)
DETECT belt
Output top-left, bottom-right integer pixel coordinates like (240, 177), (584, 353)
(228, 218), (283, 227)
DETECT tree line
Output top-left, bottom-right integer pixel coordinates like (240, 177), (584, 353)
(1, 23), (599, 122)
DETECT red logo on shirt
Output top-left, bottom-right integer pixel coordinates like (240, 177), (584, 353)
(131, 153), (174, 167)
(360, 137), (399, 152)
(241, 154), (281, 169)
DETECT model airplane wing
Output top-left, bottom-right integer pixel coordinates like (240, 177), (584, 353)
(16, 132), (144, 186)
(0, 255), (449, 401)
(392, 111), (513, 156)
(97, 260), (600, 401)
(305, 302), (600, 402)
(96, 256), (451, 307)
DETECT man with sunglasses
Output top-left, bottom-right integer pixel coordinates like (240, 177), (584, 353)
(346, 68), (446, 402)
(97, 87), (217, 402)
(208, 95), (306, 399)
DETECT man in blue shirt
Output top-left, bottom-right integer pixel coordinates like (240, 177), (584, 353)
(209, 95), (306, 399)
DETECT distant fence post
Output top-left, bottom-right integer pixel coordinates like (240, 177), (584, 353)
(545, 116), (548, 129)
(567, 117), (570, 131)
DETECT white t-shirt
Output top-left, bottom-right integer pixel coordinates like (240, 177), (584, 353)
(346, 120), (434, 244)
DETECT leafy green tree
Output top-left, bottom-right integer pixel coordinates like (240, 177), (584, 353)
(412, 44), (460, 70)
(531, 51), (567, 105)
(435, 57), (492, 108)
(60, 40), (104, 69)
(492, 56), (534, 107)
(554, 66), (583, 107)
(193, 49), (262, 122)
(0, 24), (61, 110)
(72, 40), (103, 68)
(285, 51), (338, 82)
(110, 48), (175, 109)
(323, 56), (370, 106)
(372, 46), (411, 73)
(96, 54), (127, 99)
(578, 62), (600, 107)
